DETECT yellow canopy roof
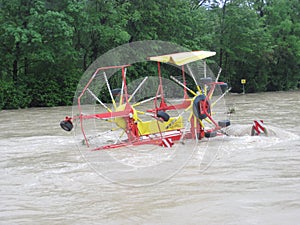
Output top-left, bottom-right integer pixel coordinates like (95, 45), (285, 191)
(148, 51), (216, 66)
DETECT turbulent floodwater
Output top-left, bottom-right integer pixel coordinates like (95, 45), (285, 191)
(0, 91), (299, 225)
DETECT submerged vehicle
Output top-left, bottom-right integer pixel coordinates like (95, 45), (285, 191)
(60, 51), (236, 150)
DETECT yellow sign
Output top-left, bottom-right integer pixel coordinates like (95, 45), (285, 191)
(241, 79), (246, 84)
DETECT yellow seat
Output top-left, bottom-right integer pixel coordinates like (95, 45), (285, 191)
(137, 116), (184, 136)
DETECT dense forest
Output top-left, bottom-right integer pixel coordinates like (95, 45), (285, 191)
(0, 0), (299, 109)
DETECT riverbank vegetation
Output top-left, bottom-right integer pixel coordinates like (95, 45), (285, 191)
(0, 0), (299, 109)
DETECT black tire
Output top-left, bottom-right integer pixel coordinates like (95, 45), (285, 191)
(60, 120), (73, 132)
(111, 88), (121, 96)
(205, 130), (217, 138)
(200, 77), (212, 84)
(157, 111), (170, 122)
(218, 119), (231, 128)
(193, 94), (210, 120)
(219, 83), (228, 93)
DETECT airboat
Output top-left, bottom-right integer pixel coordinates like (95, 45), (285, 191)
(60, 50), (263, 150)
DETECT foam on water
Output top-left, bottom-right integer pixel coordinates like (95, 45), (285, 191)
(221, 124), (299, 150)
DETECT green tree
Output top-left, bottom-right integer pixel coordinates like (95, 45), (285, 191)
(0, 0), (79, 108)
(0, 0), (299, 109)
(222, 0), (271, 92)
(84, 0), (131, 63)
(264, 0), (300, 90)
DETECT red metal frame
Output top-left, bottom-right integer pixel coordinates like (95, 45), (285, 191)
(62, 63), (227, 150)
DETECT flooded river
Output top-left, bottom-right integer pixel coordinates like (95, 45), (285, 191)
(0, 91), (299, 225)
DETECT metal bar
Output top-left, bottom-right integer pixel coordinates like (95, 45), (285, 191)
(215, 68), (222, 82)
(133, 95), (161, 107)
(86, 88), (111, 112)
(170, 75), (197, 96)
(119, 68), (126, 105)
(104, 72), (117, 109)
(121, 67), (129, 103)
(186, 65), (202, 94)
(211, 87), (232, 107)
(128, 76), (148, 102)
(204, 60), (207, 78)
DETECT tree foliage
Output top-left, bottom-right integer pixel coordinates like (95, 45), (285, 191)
(0, 0), (299, 109)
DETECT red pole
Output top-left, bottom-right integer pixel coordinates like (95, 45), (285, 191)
(181, 65), (188, 99)
(157, 62), (168, 109)
(122, 66), (129, 103)
(157, 62), (164, 98)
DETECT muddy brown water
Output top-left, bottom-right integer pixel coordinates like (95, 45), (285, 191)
(0, 91), (299, 225)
